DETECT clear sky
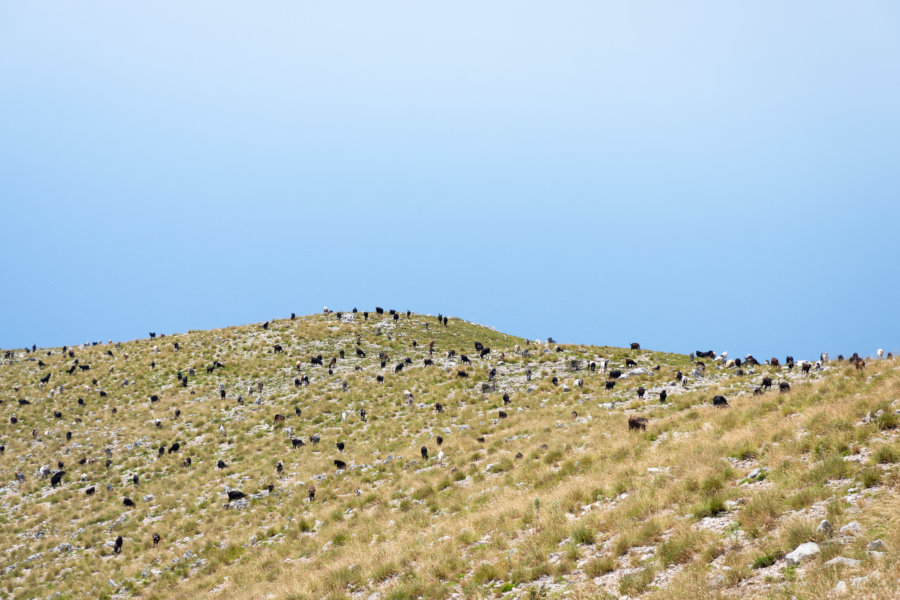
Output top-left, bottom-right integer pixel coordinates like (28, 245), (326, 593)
(2, 2), (899, 360)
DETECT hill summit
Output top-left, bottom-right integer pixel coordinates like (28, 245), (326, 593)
(1, 310), (899, 600)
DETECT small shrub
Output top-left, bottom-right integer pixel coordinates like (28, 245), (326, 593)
(877, 412), (898, 430)
(874, 445), (899, 464)
(860, 467), (881, 488)
(619, 566), (656, 595)
(584, 555), (616, 577)
(570, 524), (594, 545)
(693, 495), (726, 519)
(752, 553), (778, 569)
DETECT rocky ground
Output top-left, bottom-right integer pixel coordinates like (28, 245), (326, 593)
(1, 311), (898, 600)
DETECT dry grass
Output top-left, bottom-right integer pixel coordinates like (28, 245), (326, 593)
(1, 312), (898, 599)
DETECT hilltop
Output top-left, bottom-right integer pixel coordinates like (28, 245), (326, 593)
(1, 310), (899, 600)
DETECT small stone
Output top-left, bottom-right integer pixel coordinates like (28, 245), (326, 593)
(867, 539), (886, 551)
(785, 542), (820, 565)
(824, 557), (861, 569)
(833, 580), (848, 595)
(840, 521), (861, 536)
(817, 519), (833, 536)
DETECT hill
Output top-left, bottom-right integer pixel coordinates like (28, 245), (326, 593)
(1, 311), (899, 600)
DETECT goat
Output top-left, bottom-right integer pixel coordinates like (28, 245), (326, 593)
(631, 343), (641, 350)
(113, 536), (123, 554)
(421, 446), (428, 459)
(628, 416), (648, 430)
(605, 381), (616, 390)
(153, 532), (160, 547)
(779, 382), (791, 393)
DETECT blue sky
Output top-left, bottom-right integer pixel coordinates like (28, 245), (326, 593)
(2, 1), (899, 359)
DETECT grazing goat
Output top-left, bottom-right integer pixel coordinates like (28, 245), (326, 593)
(779, 382), (791, 393)
(113, 536), (123, 554)
(712, 395), (729, 407)
(628, 416), (648, 430)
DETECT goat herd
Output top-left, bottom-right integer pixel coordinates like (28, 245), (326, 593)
(0, 308), (891, 558)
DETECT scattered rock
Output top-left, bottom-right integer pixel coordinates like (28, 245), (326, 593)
(840, 521), (861, 536)
(824, 557), (860, 569)
(817, 519), (833, 537)
(867, 539), (886, 551)
(785, 542), (820, 565)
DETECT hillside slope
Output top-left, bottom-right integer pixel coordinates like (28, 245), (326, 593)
(1, 311), (899, 600)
